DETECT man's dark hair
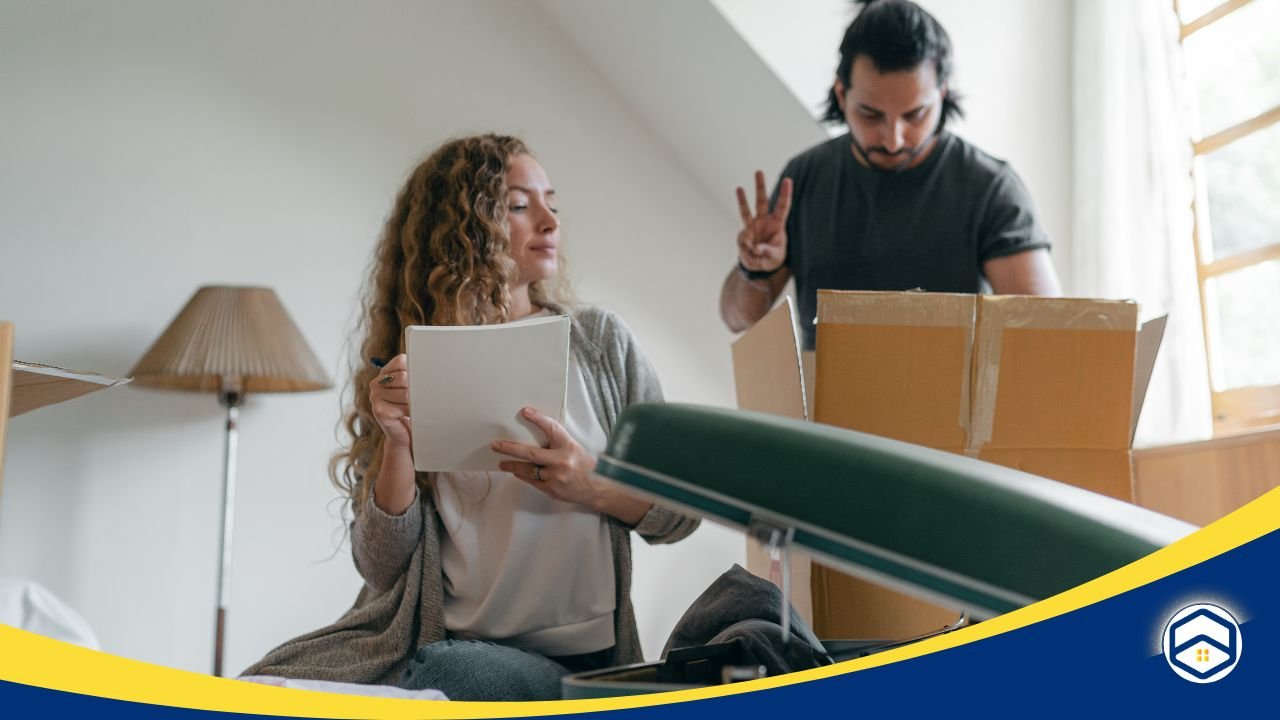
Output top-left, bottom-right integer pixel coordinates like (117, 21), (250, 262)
(822, 0), (964, 128)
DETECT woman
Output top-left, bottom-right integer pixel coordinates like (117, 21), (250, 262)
(243, 134), (698, 701)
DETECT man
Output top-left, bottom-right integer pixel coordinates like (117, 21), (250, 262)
(720, 0), (1061, 349)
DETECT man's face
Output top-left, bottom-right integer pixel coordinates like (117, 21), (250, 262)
(836, 55), (946, 171)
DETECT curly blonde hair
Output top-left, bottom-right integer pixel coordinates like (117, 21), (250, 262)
(331, 134), (571, 513)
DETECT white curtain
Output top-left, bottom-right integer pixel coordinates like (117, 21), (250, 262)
(1072, 0), (1212, 446)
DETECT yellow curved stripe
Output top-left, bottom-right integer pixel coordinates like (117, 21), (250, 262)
(3, 485), (1276, 718)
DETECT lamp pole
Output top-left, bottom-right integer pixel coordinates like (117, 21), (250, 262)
(213, 378), (242, 677)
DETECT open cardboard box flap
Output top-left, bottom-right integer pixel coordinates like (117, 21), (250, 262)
(731, 296), (808, 422)
(10, 361), (131, 417)
(1132, 314), (1167, 444)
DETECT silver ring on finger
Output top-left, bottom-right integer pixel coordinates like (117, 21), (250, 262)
(533, 465), (543, 482)
(378, 373), (394, 387)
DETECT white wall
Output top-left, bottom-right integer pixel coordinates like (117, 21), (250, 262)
(0, 0), (752, 674)
(710, 0), (1076, 289)
(538, 0), (830, 219)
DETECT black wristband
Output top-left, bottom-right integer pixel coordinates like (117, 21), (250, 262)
(738, 260), (781, 281)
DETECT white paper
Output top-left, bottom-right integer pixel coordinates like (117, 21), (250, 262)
(405, 315), (570, 472)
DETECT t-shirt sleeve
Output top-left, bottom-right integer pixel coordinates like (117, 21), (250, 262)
(978, 166), (1052, 262)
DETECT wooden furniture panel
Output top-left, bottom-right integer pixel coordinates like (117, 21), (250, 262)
(1133, 428), (1280, 526)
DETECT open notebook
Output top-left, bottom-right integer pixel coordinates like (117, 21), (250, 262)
(404, 314), (570, 472)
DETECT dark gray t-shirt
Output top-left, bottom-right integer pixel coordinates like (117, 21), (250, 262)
(779, 132), (1050, 348)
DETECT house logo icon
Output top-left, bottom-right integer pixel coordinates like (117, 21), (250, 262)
(1162, 603), (1242, 683)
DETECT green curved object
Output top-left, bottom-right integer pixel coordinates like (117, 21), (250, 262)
(597, 403), (1195, 619)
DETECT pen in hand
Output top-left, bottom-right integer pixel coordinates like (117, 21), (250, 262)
(371, 357), (396, 387)
(367, 354), (414, 502)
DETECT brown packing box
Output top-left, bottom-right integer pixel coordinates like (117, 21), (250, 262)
(733, 291), (1163, 640)
(815, 292), (975, 453)
(967, 295), (1140, 499)
(811, 292), (978, 637)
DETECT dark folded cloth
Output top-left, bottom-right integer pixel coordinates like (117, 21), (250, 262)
(662, 564), (831, 677)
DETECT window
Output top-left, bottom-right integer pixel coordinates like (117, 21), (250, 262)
(1176, 0), (1280, 433)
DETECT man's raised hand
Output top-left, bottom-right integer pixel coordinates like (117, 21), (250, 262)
(735, 171), (792, 273)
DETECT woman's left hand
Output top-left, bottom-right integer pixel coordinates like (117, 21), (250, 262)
(492, 407), (604, 511)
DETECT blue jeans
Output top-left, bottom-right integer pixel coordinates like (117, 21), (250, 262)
(397, 640), (573, 701)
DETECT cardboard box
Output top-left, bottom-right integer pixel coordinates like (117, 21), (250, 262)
(734, 292), (1163, 639)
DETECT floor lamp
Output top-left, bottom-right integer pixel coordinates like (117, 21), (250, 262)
(129, 286), (330, 676)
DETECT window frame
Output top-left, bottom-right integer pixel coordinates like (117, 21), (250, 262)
(1176, 0), (1280, 433)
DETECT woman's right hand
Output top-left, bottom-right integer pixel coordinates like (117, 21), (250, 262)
(369, 353), (413, 451)
(369, 354), (417, 516)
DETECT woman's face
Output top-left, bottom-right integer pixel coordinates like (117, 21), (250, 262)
(505, 154), (560, 287)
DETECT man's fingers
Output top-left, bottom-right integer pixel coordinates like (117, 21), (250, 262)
(754, 170), (768, 217)
(773, 177), (793, 221)
(735, 186), (753, 226)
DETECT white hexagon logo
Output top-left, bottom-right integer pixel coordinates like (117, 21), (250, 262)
(1162, 603), (1242, 683)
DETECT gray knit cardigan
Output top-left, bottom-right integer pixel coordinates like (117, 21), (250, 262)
(241, 305), (700, 683)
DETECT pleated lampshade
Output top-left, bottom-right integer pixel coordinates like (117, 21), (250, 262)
(130, 286), (330, 394)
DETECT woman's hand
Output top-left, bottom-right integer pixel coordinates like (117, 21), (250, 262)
(370, 353), (413, 450)
(368, 353), (418, 515)
(493, 407), (654, 525)
(493, 407), (601, 509)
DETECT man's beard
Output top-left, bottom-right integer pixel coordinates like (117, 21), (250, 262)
(850, 127), (940, 173)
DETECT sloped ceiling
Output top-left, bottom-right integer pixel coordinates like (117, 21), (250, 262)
(535, 0), (828, 206)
